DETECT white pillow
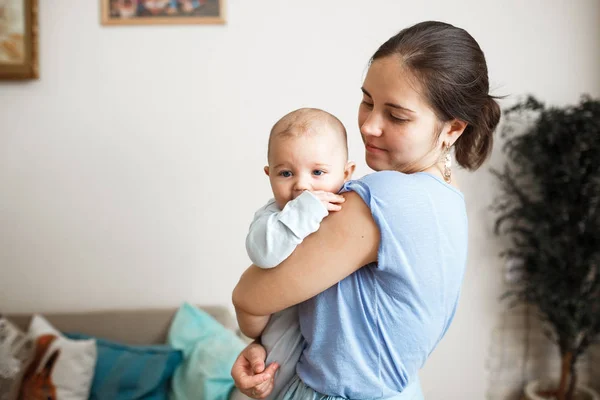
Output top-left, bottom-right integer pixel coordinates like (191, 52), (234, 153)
(20, 315), (96, 400)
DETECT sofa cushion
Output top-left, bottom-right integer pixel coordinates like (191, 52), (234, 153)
(67, 333), (183, 400)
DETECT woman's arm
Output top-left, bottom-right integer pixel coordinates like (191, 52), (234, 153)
(234, 308), (271, 339)
(233, 191), (380, 318)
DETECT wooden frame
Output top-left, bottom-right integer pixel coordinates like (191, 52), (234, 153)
(101, 0), (226, 26)
(0, 0), (38, 80)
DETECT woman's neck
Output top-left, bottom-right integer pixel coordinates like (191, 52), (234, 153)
(422, 164), (461, 190)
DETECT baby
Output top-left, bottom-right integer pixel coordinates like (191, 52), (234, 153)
(238, 108), (355, 400)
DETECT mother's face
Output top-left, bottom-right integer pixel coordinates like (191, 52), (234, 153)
(358, 56), (443, 173)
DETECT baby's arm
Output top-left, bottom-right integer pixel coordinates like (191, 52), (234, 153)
(245, 191), (328, 269)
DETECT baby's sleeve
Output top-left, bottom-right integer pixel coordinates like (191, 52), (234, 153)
(245, 191), (328, 269)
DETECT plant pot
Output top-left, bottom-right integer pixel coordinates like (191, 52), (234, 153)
(524, 379), (600, 400)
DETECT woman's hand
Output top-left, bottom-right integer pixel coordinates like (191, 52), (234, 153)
(231, 342), (279, 399)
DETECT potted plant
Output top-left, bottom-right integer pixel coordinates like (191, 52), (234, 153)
(492, 96), (600, 400)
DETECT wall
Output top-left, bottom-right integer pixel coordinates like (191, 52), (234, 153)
(1, 0), (599, 398)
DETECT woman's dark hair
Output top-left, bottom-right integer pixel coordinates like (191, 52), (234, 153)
(372, 21), (501, 170)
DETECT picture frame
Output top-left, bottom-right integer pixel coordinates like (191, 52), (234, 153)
(0, 0), (38, 80)
(101, 0), (226, 26)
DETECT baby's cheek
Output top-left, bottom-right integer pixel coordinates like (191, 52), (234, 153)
(328, 176), (347, 193)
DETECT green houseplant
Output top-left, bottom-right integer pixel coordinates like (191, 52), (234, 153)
(492, 96), (600, 400)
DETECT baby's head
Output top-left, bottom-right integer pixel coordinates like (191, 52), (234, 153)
(265, 108), (355, 209)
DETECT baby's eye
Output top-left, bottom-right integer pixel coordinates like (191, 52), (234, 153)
(312, 170), (325, 176)
(279, 171), (292, 177)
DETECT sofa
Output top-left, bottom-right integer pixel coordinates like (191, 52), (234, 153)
(7, 305), (239, 346)
(2, 304), (248, 400)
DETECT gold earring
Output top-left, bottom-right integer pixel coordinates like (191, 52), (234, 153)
(443, 143), (452, 183)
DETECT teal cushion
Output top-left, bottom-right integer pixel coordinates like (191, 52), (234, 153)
(67, 333), (182, 400)
(167, 303), (246, 400)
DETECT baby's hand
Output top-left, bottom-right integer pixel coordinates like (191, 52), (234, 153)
(311, 191), (345, 212)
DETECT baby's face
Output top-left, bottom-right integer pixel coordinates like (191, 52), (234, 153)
(266, 132), (353, 210)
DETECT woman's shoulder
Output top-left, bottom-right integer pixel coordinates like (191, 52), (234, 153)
(343, 170), (461, 200)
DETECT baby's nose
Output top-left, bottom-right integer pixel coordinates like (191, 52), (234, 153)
(294, 177), (311, 192)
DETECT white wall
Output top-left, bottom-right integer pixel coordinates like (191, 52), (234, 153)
(1, 0), (599, 398)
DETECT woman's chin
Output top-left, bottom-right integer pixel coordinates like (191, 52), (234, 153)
(365, 153), (390, 171)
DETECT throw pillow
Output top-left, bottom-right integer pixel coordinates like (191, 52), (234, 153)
(167, 303), (246, 400)
(0, 317), (34, 400)
(66, 333), (182, 400)
(20, 315), (96, 400)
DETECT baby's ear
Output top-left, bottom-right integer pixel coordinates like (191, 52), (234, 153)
(264, 166), (270, 176)
(344, 161), (356, 181)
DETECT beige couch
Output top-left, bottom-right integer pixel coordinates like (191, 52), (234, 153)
(7, 305), (240, 345)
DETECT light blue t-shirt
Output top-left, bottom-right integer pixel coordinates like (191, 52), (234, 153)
(296, 171), (468, 399)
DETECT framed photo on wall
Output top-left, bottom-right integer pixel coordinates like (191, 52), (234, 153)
(101, 0), (226, 26)
(0, 0), (38, 80)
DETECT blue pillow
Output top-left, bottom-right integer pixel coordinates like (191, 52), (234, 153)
(67, 333), (183, 400)
(167, 302), (247, 400)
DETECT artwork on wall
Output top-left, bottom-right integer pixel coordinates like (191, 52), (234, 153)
(101, 0), (226, 25)
(0, 0), (38, 80)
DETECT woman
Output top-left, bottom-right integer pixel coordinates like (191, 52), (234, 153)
(232, 21), (501, 400)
